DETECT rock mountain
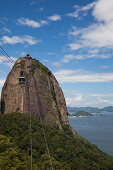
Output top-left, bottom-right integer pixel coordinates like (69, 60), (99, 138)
(1, 56), (69, 128)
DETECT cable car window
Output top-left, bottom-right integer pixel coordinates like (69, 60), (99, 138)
(19, 77), (26, 83)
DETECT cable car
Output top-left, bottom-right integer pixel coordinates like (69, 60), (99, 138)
(19, 77), (26, 83)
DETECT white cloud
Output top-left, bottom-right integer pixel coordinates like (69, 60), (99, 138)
(18, 18), (40, 28)
(69, 21), (113, 50)
(0, 56), (6, 64)
(65, 97), (73, 106)
(3, 28), (11, 34)
(62, 54), (84, 63)
(97, 97), (113, 104)
(68, 0), (113, 52)
(0, 17), (8, 24)
(62, 53), (111, 63)
(48, 14), (61, 21)
(67, 2), (95, 18)
(30, 1), (37, 5)
(52, 62), (61, 67)
(39, 7), (44, 11)
(6, 57), (17, 67)
(69, 43), (82, 50)
(99, 65), (110, 69)
(81, 2), (96, 11)
(92, 0), (113, 23)
(54, 69), (113, 83)
(48, 52), (55, 55)
(92, 93), (113, 97)
(66, 94), (113, 107)
(88, 49), (99, 54)
(65, 95), (83, 106)
(64, 90), (113, 107)
(1, 35), (38, 45)
(18, 18), (48, 28)
(74, 95), (83, 102)
(41, 59), (49, 63)
(40, 20), (48, 25)
(0, 79), (5, 88)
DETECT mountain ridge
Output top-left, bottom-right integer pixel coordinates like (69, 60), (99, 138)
(68, 106), (113, 114)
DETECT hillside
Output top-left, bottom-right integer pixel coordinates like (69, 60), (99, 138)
(0, 113), (113, 169)
(68, 106), (113, 114)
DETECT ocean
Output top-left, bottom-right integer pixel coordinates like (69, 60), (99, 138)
(69, 112), (113, 157)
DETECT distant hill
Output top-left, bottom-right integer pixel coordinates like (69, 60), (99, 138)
(68, 106), (113, 114)
(100, 106), (113, 112)
(69, 111), (93, 117)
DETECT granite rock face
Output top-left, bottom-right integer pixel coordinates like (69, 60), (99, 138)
(1, 57), (69, 128)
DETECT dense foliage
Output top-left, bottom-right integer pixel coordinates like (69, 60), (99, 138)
(0, 113), (113, 169)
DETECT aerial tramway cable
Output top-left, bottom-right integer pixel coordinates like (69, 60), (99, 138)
(29, 92), (54, 170)
(0, 49), (14, 65)
(29, 104), (54, 170)
(38, 112), (54, 170)
(0, 45), (14, 64)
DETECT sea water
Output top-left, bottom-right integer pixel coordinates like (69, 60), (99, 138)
(69, 112), (113, 156)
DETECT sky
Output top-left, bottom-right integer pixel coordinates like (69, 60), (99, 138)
(0, 0), (113, 108)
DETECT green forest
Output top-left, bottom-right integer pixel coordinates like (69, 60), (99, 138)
(0, 113), (113, 170)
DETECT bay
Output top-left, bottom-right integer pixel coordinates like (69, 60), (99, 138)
(69, 112), (113, 156)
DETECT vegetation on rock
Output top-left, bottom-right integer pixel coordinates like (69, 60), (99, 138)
(0, 113), (113, 169)
(31, 59), (52, 76)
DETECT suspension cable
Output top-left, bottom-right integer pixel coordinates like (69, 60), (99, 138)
(0, 45), (14, 64)
(38, 111), (54, 170)
(29, 110), (53, 170)
(0, 49), (14, 65)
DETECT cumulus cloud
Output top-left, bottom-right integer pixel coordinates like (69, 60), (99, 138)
(66, 95), (83, 106)
(65, 94), (113, 107)
(54, 69), (113, 83)
(48, 14), (61, 21)
(69, 21), (113, 50)
(92, 0), (113, 23)
(68, 0), (113, 53)
(1, 35), (38, 45)
(18, 18), (48, 28)
(64, 90), (113, 107)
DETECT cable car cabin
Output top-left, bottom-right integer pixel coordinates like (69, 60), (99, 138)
(19, 77), (26, 84)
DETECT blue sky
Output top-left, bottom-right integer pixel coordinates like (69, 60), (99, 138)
(0, 0), (113, 108)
